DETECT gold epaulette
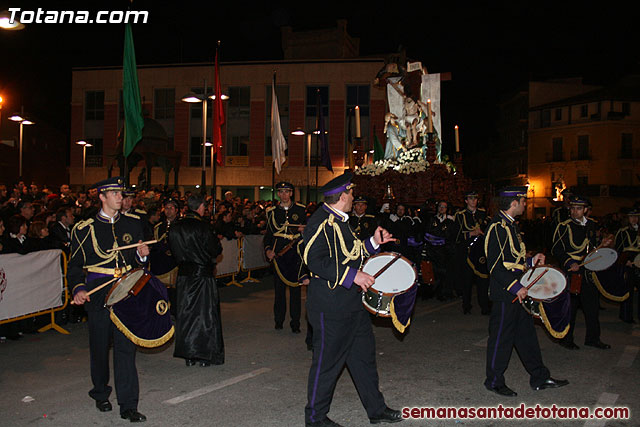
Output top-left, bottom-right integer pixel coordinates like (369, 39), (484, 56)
(365, 214), (376, 218)
(478, 208), (486, 212)
(266, 206), (275, 213)
(295, 202), (306, 208)
(135, 209), (147, 215)
(74, 218), (94, 231)
(124, 212), (141, 220)
(455, 209), (465, 216)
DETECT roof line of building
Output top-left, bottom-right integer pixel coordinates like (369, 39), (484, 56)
(72, 57), (386, 72)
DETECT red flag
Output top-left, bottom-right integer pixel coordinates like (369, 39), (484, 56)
(213, 50), (224, 166)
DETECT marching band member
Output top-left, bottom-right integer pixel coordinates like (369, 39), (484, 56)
(484, 186), (568, 397)
(263, 182), (307, 333)
(302, 172), (401, 426)
(69, 177), (149, 423)
(615, 209), (640, 323)
(552, 196), (612, 350)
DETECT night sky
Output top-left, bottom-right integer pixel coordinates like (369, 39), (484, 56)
(1, 0), (638, 171)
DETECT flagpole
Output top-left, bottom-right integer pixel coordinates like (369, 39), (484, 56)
(315, 90), (320, 203)
(201, 78), (207, 195)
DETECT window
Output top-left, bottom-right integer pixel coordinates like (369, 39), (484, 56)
(622, 102), (631, 115)
(577, 171), (588, 186)
(85, 91), (104, 120)
(226, 86), (250, 157)
(346, 85), (370, 156)
(189, 137), (212, 167)
(155, 88), (175, 150)
(621, 133), (633, 158)
(541, 109), (551, 127)
(577, 135), (589, 160)
(554, 108), (562, 121)
(85, 137), (103, 167)
(265, 85), (290, 156)
(305, 86), (329, 166)
(580, 104), (588, 118)
(190, 86), (212, 119)
(154, 88), (175, 119)
(552, 137), (563, 161)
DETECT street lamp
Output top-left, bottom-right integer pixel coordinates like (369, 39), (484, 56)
(181, 82), (229, 195)
(76, 140), (93, 190)
(9, 112), (35, 178)
(0, 10), (25, 30)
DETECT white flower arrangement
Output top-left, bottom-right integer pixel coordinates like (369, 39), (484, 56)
(355, 147), (430, 176)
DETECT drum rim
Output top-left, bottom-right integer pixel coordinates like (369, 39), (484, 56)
(521, 265), (567, 302)
(584, 247), (618, 271)
(105, 268), (146, 307)
(363, 251), (417, 296)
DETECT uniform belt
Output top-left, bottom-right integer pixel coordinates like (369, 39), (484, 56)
(86, 265), (132, 275)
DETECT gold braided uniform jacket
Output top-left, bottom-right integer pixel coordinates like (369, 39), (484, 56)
(68, 211), (147, 311)
(551, 217), (598, 271)
(263, 202), (307, 286)
(454, 207), (488, 245)
(484, 211), (530, 302)
(615, 225), (640, 261)
(303, 204), (379, 313)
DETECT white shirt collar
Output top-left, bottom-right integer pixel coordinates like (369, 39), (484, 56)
(99, 209), (117, 224)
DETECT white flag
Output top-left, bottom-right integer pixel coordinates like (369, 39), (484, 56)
(271, 75), (287, 174)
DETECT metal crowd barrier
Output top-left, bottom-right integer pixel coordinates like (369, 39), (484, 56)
(0, 250), (70, 335)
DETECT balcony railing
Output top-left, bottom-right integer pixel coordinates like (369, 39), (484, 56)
(570, 150), (591, 161)
(545, 152), (564, 162)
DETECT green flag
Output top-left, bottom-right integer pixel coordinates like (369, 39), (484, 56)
(122, 23), (144, 157)
(373, 133), (384, 162)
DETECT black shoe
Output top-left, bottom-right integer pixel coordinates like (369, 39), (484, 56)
(95, 400), (112, 412)
(292, 327), (301, 334)
(559, 340), (580, 350)
(274, 323), (283, 330)
(185, 359), (196, 366)
(370, 406), (403, 424)
(584, 340), (611, 350)
(121, 409), (146, 422)
(199, 360), (211, 367)
(532, 378), (569, 391)
(485, 384), (517, 396)
(305, 417), (342, 426)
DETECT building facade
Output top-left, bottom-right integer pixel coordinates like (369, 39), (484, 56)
(527, 77), (640, 217)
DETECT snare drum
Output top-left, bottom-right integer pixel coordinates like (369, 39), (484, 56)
(519, 265), (566, 302)
(361, 252), (417, 317)
(105, 269), (152, 307)
(583, 248), (618, 271)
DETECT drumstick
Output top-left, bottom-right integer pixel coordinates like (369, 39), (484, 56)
(511, 268), (549, 303)
(107, 240), (158, 252)
(70, 277), (118, 304)
(578, 255), (601, 267)
(526, 258), (542, 281)
(372, 253), (402, 279)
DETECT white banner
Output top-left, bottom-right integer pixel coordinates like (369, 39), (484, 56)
(242, 235), (269, 270)
(0, 249), (64, 321)
(216, 239), (240, 277)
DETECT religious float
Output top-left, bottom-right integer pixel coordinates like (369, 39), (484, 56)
(351, 56), (471, 206)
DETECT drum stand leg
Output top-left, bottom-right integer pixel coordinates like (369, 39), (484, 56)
(240, 269), (260, 284)
(38, 309), (70, 335)
(225, 272), (243, 288)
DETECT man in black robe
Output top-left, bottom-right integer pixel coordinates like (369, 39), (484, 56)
(168, 194), (224, 367)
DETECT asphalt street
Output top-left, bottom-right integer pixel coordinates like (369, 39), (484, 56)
(1, 273), (638, 427)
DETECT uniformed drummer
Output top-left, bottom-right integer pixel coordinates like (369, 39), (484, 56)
(453, 191), (490, 314)
(484, 186), (568, 397)
(263, 182), (307, 333)
(150, 198), (180, 312)
(615, 208), (640, 323)
(552, 195), (613, 350)
(302, 171), (402, 425)
(348, 196), (378, 240)
(69, 177), (149, 422)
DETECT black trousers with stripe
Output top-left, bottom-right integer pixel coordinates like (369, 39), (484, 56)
(305, 309), (385, 423)
(485, 301), (550, 389)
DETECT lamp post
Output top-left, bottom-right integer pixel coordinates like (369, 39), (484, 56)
(181, 82), (228, 195)
(9, 112), (35, 179)
(76, 140), (93, 190)
(291, 128), (314, 203)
